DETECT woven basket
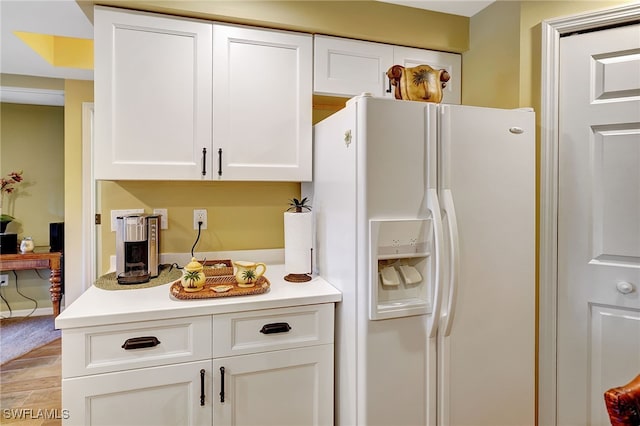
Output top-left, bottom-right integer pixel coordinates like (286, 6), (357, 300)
(200, 259), (233, 277)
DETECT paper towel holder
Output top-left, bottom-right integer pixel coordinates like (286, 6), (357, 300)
(284, 198), (313, 283)
(284, 248), (313, 282)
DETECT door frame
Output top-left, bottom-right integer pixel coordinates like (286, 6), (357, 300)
(539, 3), (640, 425)
(81, 102), (97, 294)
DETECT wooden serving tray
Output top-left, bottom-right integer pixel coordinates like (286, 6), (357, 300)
(170, 275), (270, 300)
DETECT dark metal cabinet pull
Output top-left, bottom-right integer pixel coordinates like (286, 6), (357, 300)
(121, 336), (161, 350)
(217, 148), (223, 177)
(219, 367), (225, 402)
(201, 147), (207, 176)
(259, 322), (292, 334)
(200, 369), (205, 406)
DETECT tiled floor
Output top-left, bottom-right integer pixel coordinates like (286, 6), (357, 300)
(0, 338), (62, 426)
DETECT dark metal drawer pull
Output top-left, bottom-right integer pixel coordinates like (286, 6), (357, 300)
(259, 322), (292, 334)
(121, 336), (161, 350)
(201, 147), (207, 176)
(219, 366), (225, 403)
(200, 369), (206, 406)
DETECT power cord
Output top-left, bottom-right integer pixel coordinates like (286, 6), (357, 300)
(0, 271), (38, 319)
(12, 270), (38, 317)
(0, 291), (12, 319)
(191, 221), (203, 258)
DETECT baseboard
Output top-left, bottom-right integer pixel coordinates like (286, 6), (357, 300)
(0, 306), (54, 318)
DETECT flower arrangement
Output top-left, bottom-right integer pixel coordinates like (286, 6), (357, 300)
(1, 170), (24, 222)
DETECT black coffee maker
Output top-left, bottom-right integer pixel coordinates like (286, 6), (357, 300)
(115, 214), (160, 284)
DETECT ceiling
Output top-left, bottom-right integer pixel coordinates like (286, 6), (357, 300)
(378, 1), (495, 17)
(0, 0), (494, 84)
(1, 0), (94, 81)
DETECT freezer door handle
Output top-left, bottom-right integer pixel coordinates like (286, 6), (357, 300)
(426, 188), (444, 338)
(441, 189), (460, 337)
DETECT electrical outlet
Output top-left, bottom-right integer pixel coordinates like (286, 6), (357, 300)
(193, 209), (207, 230)
(0, 274), (8, 287)
(153, 208), (168, 229)
(110, 209), (145, 232)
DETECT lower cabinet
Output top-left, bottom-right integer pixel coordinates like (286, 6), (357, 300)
(61, 304), (335, 425)
(63, 360), (213, 426)
(214, 345), (334, 426)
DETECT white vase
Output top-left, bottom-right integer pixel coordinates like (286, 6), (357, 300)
(20, 237), (34, 253)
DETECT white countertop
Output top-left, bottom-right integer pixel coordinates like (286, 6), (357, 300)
(55, 264), (341, 329)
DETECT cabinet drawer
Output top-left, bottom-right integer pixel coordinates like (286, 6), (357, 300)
(213, 303), (334, 357)
(62, 316), (212, 378)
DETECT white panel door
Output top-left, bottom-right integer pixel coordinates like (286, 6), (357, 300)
(313, 35), (393, 97)
(63, 360), (212, 425)
(213, 345), (333, 426)
(94, 7), (212, 180)
(393, 46), (461, 104)
(558, 23), (640, 426)
(213, 24), (312, 181)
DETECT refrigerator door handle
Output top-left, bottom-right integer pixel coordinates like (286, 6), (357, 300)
(442, 189), (460, 337)
(427, 188), (444, 338)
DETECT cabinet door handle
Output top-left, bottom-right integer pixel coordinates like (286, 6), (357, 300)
(219, 366), (225, 403)
(200, 369), (205, 406)
(259, 322), (292, 334)
(217, 148), (223, 177)
(201, 147), (207, 176)
(121, 336), (161, 350)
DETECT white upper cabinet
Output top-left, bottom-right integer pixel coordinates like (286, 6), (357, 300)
(313, 35), (461, 104)
(213, 24), (312, 181)
(94, 7), (312, 182)
(94, 6), (213, 180)
(314, 35), (393, 97)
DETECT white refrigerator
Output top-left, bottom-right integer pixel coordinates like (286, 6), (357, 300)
(308, 95), (535, 426)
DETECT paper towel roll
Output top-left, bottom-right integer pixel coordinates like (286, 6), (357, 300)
(284, 212), (312, 273)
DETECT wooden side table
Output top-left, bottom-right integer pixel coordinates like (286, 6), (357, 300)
(0, 252), (63, 317)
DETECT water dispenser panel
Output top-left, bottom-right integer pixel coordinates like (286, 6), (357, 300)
(375, 219), (430, 259)
(369, 219), (433, 320)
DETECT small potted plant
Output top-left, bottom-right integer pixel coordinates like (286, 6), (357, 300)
(284, 196), (313, 282)
(287, 197), (311, 213)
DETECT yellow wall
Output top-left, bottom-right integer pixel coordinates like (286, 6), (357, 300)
(462, 1), (522, 108)
(0, 102), (64, 312)
(463, 0), (632, 109)
(1, 74), (64, 91)
(99, 181), (299, 269)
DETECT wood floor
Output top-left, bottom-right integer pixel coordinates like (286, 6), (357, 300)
(0, 338), (62, 426)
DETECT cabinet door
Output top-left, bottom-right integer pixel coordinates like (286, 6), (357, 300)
(63, 360), (212, 426)
(314, 35), (393, 97)
(94, 7), (213, 180)
(213, 24), (312, 181)
(213, 345), (333, 426)
(393, 46), (461, 105)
